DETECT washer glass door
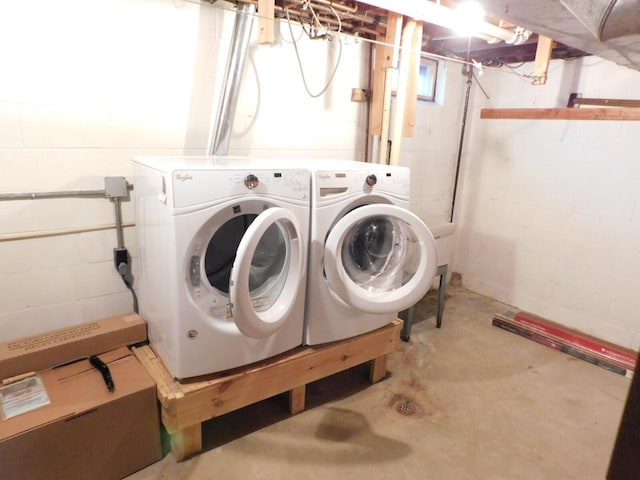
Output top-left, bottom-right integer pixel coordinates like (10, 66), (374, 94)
(324, 204), (437, 314)
(230, 207), (303, 338)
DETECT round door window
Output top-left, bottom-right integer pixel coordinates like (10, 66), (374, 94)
(246, 221), (290, 311)
(204, 214), (257, 294)
(204, 214), (290, 309)
(341, 215), (420, 293)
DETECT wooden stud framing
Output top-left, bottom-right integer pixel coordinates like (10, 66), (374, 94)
(403, 21), (423, 138)
(258, 0), (275, 44)
(370, 13), (403, 135)
(389, 19), (416, 166)
(481, 108), (640, 121)
(532, 35), (554, 85)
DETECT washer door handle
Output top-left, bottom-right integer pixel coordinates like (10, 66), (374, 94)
(229, 207), (304, 338)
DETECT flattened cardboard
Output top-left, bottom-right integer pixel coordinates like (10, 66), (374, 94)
(0, 347), (162, 480)
(0, 313), (147, 381)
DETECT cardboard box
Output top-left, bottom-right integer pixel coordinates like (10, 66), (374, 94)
(0, 313), (147, 381)
(0, 347), (162, 480)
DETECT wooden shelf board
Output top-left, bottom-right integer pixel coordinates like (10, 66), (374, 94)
(481, 107), (640, 121)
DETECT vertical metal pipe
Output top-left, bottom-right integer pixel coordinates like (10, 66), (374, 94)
(449, 66), (472, 223)
(210, 3), (257, 157)
(113, 197), (125, 250)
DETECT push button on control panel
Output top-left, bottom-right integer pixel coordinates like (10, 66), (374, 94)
(366, 174), (377, 186)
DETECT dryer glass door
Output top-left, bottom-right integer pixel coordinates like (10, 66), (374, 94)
(324, 204), (437, 314)
(230, 207), (304, 338)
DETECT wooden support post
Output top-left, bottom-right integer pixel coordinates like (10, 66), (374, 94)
(289, 385), (306, 414)
(369, 355), (388, 383)
(389, 19), (416, 166)
(257, 0), (275, 44)
(532, 35), (554, 85)
(403, 21), (423, 137)
(171, 424), (202, 461)
(370, 13), (402, 136)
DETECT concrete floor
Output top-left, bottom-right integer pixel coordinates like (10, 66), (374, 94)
(127, 287), (631, 479)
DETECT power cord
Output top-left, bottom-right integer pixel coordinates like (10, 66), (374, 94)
(106, 177), (139, 314)
(114, 247), (139, 314)
(284, 6), (343, 98)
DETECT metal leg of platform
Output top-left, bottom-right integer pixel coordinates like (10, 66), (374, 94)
(436, 264), (448, 328)
(400, 264), (448, 342)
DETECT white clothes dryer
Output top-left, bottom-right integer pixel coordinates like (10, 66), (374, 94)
(132, 156), (309, 379)
(304, 161), (437, 345)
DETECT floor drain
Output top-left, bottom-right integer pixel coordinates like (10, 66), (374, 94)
(396, 399), (417, 416)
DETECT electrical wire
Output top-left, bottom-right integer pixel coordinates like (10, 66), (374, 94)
(121, 274), (139, 314)
(284, 6), (343, 98)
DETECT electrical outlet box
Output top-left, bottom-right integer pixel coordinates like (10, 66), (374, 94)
(104, 177), (128, 199)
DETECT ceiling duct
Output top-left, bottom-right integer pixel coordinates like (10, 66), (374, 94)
(561, 0), (640, 41)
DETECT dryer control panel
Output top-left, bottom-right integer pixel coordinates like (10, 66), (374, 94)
(314, 165), (410, 204)
(171, 169), (309, 208)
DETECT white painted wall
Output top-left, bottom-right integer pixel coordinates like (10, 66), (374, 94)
(0, 0), (368, 341)
(455, 57), (640, 350)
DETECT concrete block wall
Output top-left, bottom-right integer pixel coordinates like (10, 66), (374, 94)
(455, 57), (640, 350)
(0, 0), (368, 341)
(399, 61), (467, 223)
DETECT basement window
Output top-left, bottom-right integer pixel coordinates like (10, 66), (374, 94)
(392, 57), (439, 102)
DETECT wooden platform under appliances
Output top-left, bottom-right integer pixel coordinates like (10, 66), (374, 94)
(133, 319), (402, 460)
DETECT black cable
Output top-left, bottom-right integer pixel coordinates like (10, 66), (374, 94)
(121, 274), (139, 314)
(450, 38), (474, 223)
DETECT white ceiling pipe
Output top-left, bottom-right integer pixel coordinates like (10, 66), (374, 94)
(356, 0), (531, 44)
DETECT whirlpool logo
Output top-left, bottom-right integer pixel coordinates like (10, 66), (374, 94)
(176, 173), (193, 182)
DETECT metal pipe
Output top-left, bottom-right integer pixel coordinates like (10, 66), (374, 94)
(0, 189), (107, 201)
(450, 66), (473, 223)
(112, 197), (125, 249)
(210, 2), (257, 157)
(0, 222), (135, 243)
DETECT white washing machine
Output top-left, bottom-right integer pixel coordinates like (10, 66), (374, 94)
(132, 156), (309, 379)
(304, 161), (437, 345)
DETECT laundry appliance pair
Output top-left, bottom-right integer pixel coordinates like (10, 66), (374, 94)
(132, 156), (437, 379)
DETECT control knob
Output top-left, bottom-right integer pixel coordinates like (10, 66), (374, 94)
(244, 174), (259, 189)
(366, 174), (377, 186)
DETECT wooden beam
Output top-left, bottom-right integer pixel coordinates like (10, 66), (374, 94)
(403, 21), (423, 137)
(257, 0), (275, 44)
(569, 96), (640, 108)
(390, 19), (416, 165)
(370, 13), (402, 136)
(481, 108), (640, 120)
(532, 35), (554, 85)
